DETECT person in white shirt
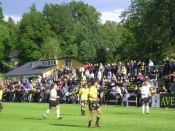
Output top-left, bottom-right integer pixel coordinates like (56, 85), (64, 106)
(114, 86), (121, 105)
(43, 83), (62, 119)
(141, 81), (151, 114)
(148, 60), (154, 72)
(97, 69), (102, 81)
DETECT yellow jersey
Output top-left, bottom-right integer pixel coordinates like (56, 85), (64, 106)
(0, 90), (3, 100)
(89, 86), (98, 101)
(79, 88), (89, 100)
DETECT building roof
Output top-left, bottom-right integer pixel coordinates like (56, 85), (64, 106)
(4, 61), (56, 77)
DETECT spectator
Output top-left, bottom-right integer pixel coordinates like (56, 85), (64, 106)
(122, 87), (130, 107)
(148, 60), (154, 72)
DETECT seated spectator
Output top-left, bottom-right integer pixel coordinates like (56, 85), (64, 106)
(137, 73), (145, 85)
(159, 86), (167, 94)
(153, 79), (158, 88)
(150, 69), (156, 79)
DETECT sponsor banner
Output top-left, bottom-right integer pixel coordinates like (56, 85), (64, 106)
(160, 94), (175, 108)
(152, 94), (160, 108)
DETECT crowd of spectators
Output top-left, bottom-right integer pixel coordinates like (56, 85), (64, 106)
(0, 58), (175, 107)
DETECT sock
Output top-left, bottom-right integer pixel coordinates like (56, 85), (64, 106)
(81, 106), (84, 114)
(88, 116), (93, 127)
(142, 106), (145, 114)
(57, 109), (60, 118)
(96, 116), (100, 124)
(45, 110), (50, 116)
(146, 106), (149, 113)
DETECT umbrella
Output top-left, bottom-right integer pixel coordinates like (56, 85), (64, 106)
(26, 74), (38, 78)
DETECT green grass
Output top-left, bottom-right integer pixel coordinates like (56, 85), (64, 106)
(0, 103), (175, 131)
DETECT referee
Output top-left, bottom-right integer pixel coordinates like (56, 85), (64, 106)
(43, 83), (62, 119)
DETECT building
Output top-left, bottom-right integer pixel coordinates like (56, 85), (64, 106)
(3, 57), (86, 81)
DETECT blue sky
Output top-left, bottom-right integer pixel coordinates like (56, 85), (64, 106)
(1, 0), (131, 23)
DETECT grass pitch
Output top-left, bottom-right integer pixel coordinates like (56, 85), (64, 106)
(0, 103), (175, 131)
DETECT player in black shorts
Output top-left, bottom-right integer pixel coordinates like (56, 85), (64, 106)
(43, 84), (62, 119)
(88, 80), (102, 128)
(141, 81), (151, 114)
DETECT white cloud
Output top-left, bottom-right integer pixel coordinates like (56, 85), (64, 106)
(100, 9), (124, 24)
(4, 15), (21, 23)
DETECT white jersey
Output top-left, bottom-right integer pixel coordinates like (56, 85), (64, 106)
(141, 85), (150, 98)
(50, 88), (57, 101)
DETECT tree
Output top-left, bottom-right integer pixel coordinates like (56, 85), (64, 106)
(0, 2), (4, 21)
(101, 21), (123, 63)
(17, 3), (54, 64)
(42, 1), (102, 62)
(120, 0), (175, 64)
(40, 37), (61, 59)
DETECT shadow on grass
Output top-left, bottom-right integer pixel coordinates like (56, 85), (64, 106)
(23, 118), (43, 120)
(112, 112), (136, 114)
(51, 124), (85, 128)
(59, 114), (79, 116)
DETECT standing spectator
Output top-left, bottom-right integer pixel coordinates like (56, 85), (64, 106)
(149, 87), (155, 107)
(133, 60), (137, 77)
(122, 87), (130, 107)
(148, 60), (154, 72)
(89, 71), (95, 85)
(126, 63), (131, 75)
(134, 86), (141, 107)
(130, 60), (134, 74)
(25, 80), (31, 89)
(171, 59), (175, 73)
(170, 81), (175, 94)
(141, 62), (145, 75)
(164, 57), (170, 76)
(164, 75), (171, 93)
(97, 69), (102, 81)
(99, 85), (108, 106)
(0, 85), (3, 111)
(137, 60), (142, 74)
(114, 86), (121, 106)
(121, 66), (127, 78)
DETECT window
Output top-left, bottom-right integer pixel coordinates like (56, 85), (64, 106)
(54, 60), (56, 65)
(51, 61), (53, 65)
(43, 62), (45, 66)
(65, 59), (72, 67)
(48, 61), (50, 66)
(45, 61), (48, 66)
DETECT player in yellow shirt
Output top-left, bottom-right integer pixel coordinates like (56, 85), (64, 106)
(88, 80), (102, 128)
(0, 86), (3, 112)
(79, 84), (89, 116)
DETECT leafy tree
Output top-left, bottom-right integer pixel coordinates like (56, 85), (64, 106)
(17, 3), (54, 64)
(42, 1), (102, 62)
(0, 2), (4, 21)
(101, 21), (123, 63)
(40, 37), (61, 59)
(120, 0), (175, 64)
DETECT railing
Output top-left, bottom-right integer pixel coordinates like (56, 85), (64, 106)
(144, 65), (163, 75)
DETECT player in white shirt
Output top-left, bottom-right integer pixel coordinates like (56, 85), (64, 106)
(43, 83), (62, 119)
(141, 81), (151, 114)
